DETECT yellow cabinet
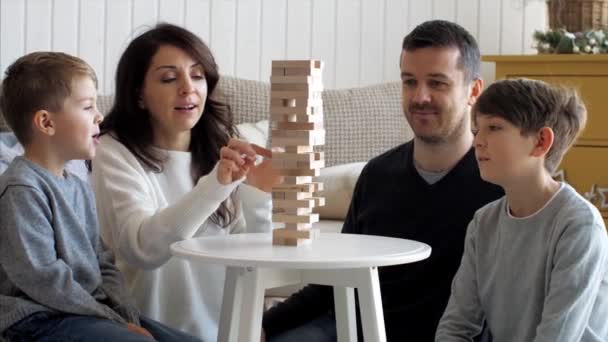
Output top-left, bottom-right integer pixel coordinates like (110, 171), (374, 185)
(483, 55), (608, 223)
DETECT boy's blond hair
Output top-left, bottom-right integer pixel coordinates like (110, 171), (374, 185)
(472, 78), (587, 173)
(1, 51), (97, 145)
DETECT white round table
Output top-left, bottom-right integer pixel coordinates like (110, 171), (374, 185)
(171, 233), (431, 342)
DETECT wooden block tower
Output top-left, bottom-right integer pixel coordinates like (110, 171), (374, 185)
(270, 60), (325, 246)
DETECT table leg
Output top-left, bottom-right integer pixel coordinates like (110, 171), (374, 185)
(238, 267), (265, 342)
(333, 286), (357, 342)
(218, 266), (245, 342)
(357, 267), (386, 342)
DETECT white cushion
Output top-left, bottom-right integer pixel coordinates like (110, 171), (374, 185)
(236, 119), (269, 148)
(314, 162), (366, 220)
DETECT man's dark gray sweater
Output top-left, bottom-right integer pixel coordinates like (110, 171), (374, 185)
(0, 157), (139, 335)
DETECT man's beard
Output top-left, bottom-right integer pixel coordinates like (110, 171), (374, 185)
(408, 104), (468, 145)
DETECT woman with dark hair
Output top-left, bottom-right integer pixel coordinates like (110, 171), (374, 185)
(91, 23), (278, 340)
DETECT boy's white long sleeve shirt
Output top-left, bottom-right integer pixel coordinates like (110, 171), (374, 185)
(91, 134), (272, 341)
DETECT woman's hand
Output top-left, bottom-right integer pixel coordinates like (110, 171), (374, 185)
(217, 138), (283, 191)
(246, 146), (284, 193)
(218, 138), (257, 185)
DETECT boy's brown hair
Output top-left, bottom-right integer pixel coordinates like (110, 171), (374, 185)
(0, 51), (97, 145)
(472, 78), (587, 173)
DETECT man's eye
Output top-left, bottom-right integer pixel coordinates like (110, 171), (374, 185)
(402, 79), (416, 87)
(429, 80), (446, 88)
(161, 78), (176, 83)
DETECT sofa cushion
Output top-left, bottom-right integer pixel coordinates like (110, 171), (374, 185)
(314, 162), (366, 220)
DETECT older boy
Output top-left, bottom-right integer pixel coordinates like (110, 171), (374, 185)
(436, 78), (608, 341)
(0, 52), (201, 341)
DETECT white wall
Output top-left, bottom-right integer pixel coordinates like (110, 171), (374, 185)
(0, 0), (547, 94)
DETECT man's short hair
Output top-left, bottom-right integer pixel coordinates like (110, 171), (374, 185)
(1, 51), (97, 145)
(402, 20), (481, 83)
(473, 78), (587, 173)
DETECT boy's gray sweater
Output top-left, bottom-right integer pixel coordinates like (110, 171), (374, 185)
(0, 157), (139, 334)
(436, 183), (608, 341)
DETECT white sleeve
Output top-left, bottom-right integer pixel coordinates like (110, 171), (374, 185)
(231, 184), (273, 234)
(92, 137), (241, 269)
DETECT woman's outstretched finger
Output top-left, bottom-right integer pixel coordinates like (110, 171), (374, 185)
(227, 138), (257, 159)
(251, 144), (272, 159)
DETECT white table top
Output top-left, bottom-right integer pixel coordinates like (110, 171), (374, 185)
(171, 233), (431, 269)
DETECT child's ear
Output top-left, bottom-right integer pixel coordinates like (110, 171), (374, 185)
(531, 127), (554, 157)
(32, 110), (56, 136)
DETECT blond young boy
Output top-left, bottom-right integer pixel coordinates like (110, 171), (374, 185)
(0, 52), (201, 341)
(436, 78), (608, 341)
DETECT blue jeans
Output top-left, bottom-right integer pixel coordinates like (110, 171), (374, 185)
(268, 312), (337, 342)
(3, 312), (202, 342)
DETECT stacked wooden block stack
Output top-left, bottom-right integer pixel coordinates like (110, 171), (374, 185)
(270, 60), (326, 246)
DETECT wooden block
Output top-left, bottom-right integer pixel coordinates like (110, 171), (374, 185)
(270, 113), (323, 124)
(272, 129), (319, 138)
(285, 146), (313, 153)
(270, 90), (318, 99)
(273, 207), (312, 215)
(273, 228), (320, 240)
(272, 183), (316, 193)
(270, 97), (322, 109)
(271, 82), (323, 92)
(273, 121), (324, 130)
(272, 67), (285, 76)
(273, 159), (323, 171)
(271, 130), (325, 147)
(272, 236), (311, 246)
(273, 152), (323, 162)
(273, 198), (315, 209)
(284, 191), (313, 200)
(271, 192), (285, 200)
(283, 176), (313, 184)
(296, 159), (325, 169)
(285, 223), (313, 230)
(278, 168), (321, 177)
(269, 105), (315, 115)
(272, 213), (319, 224)
(270, 75), (321, 84)
(271, 60), (322, 69)
(312, 197), (325, 207)
(284, 67), (322, 76)
(311, 182), (324, 192)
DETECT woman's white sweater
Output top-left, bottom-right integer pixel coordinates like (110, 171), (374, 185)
(91, 134), (272, 341)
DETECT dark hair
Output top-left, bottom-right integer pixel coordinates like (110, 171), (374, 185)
(473, 78), (587, 173)
(99, 23), (236, 227)
(1, 51), (97, 145)
(402, 20), (480, 83)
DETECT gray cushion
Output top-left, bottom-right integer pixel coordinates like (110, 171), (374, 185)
(0, 76), (413, 166)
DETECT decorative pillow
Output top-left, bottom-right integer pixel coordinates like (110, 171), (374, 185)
(235, 119), (269, 148)
(313, 162), (366, 220)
